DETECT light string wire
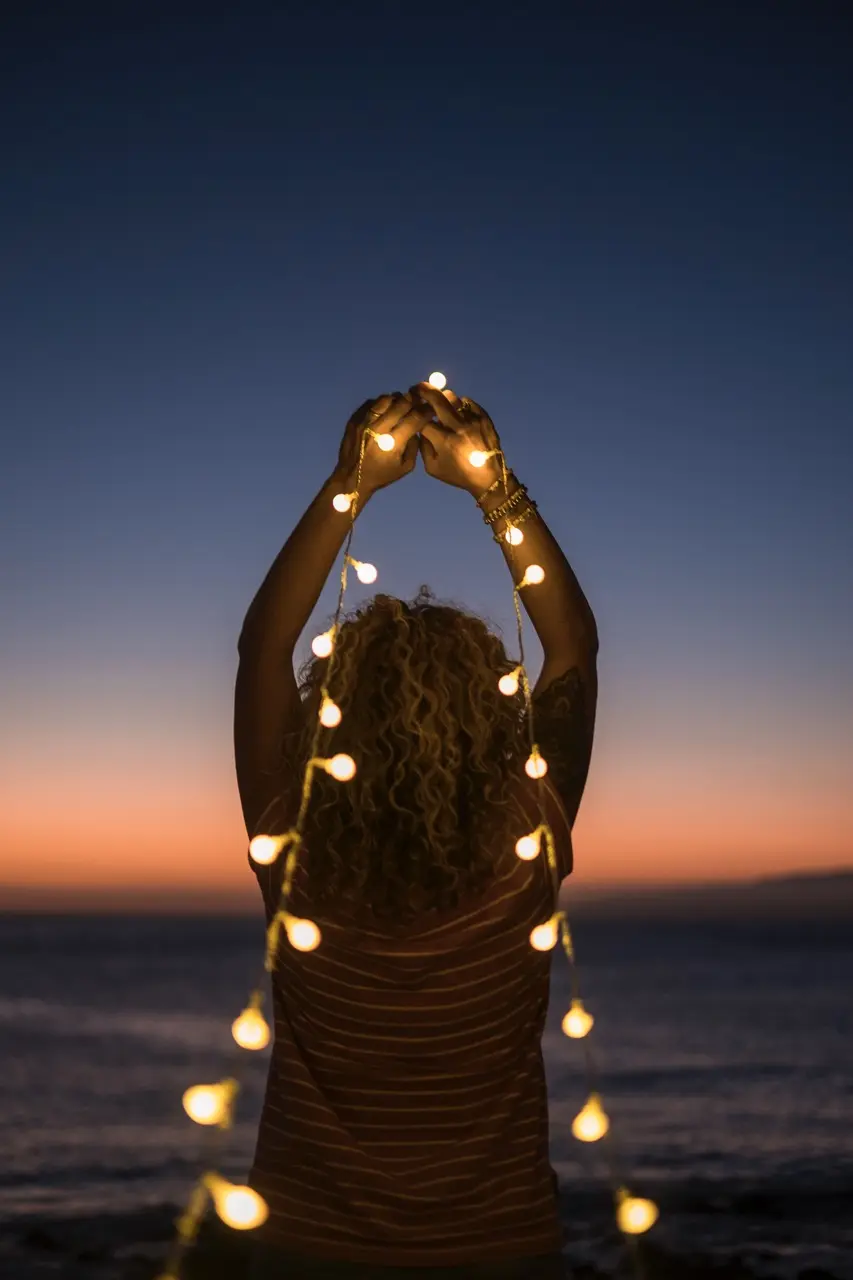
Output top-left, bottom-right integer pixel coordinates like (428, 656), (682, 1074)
(494, 446), (654, 1279)
(156, 426), (373, 1280)
(157, 382), (658, 1280)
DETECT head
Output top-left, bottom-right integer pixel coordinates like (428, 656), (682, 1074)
(287, 587), (525, 922)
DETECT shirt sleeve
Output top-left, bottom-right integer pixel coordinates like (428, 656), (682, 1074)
(531, 664), (595, 832)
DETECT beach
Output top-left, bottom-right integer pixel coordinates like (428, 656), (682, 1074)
(1, 911), (850, 1280)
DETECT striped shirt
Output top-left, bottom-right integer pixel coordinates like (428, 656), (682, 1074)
(247, 666), (593, 1266)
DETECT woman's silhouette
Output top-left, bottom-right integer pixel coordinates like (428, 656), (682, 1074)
(234, 382), (599, 1279)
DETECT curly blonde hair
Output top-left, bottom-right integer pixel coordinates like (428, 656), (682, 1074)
(286, 587), (525, 923)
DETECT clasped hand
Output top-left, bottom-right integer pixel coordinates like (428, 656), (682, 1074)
(333, 383), (503, 498)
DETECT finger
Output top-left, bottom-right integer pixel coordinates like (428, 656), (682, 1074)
(454, 395), (498, 445)
(460, 396), (492, 428)
(390, 404), (431, 444)
(371, 393), (418, 431)
(419, 423), (454, 457)
(412, 383), (462, 430)
(351, 398), (375, 423)
(440, 389), (464, 412)
(356, 394), (395, 425)
(400, 433), (420, 469)
(418, 432), (438, 463)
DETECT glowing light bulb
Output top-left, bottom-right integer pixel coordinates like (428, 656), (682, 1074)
(312, 630), (334, 658)
(562, 1001), (594, 1039)
(469, 450), (489, 468)
(518, 564), (545, 588)
(333, 492), (354, 512)
(182, 1081), (236, 1126)
(525, 750), (548, 779)
(498, 671), (520, 696)
(515, 830), (541, 861)
(505, 526), (524, 545)
(572, 1095), (610, 1143)
(248, 834), (284, 866)
(617, 1194), (659, 1235)
(324, 752), (356, 781)
(375, 432), (395, 452)
(232, 1005), (270, 1050)
(319, 697), (342, 727)
(285, 915), (321, 952)
(355, 560), (378, 584)
(205, 1175), (269, 1230)
(530, 917), (559, 951)
(428, 371), (447, 390)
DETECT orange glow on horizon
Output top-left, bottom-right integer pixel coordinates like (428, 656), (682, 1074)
(1, 741), (850, 909)
(2, 661), (851, 911)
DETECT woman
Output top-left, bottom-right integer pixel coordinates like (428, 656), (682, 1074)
(234, 381), (599, 1279)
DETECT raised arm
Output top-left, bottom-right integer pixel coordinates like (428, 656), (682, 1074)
(413, 383), (599, 693)
(234, 392), (427, 839)
(414, 381), (599, 833)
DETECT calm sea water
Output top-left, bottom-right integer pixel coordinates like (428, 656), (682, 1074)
(0, 912), (850, 1278)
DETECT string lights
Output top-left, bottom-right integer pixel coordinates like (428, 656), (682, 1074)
(156, 372), (658, 1280)
(311, 628), (335, 658)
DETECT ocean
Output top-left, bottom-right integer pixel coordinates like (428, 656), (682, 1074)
(0, 911), (851, 1279)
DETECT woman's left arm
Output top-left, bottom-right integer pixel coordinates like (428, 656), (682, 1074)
(234, 392), (427, 839)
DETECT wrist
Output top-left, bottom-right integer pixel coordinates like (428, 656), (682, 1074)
(328, 470), (376, 506)
(475, 472), (522, 516)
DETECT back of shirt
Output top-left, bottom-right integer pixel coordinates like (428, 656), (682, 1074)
(248, 665), (593, 1267)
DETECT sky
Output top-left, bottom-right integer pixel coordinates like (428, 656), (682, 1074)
(1, 3), (851, 910)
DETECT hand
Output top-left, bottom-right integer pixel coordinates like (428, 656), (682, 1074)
(410, 383), (503, 496)
(333, 393), (432, 497)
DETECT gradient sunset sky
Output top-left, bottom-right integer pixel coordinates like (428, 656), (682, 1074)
(2, 5), (851, 909)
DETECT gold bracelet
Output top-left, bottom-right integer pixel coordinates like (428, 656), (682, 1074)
(484, 486), (529, 526)
(492, 500), (538, 542)
(474, 476), (503, 507)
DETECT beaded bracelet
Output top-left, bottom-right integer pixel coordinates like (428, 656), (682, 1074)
(492, 499), (538, 543)
(474, 475), (504, 507)
(484, 484), (529, 526)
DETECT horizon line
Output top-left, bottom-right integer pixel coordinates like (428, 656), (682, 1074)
(1, 865), (851, 915)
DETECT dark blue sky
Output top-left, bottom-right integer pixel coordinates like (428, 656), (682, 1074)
(2, 4), (851, 899)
